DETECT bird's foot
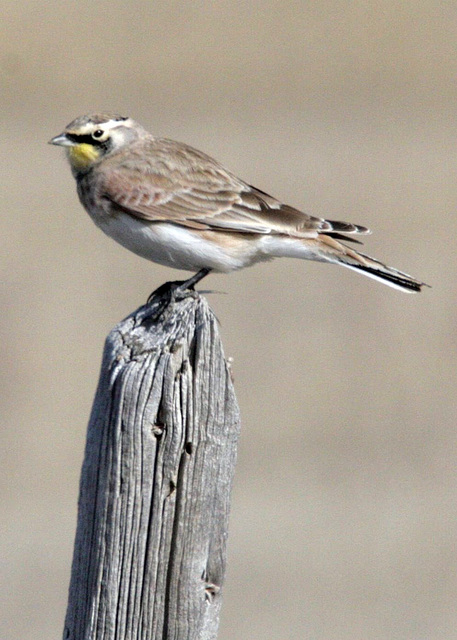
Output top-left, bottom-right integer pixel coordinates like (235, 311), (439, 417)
(142, 269), (212, 323)
(146, 268), (211, 305)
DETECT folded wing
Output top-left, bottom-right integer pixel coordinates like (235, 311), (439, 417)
(98, 141), (371, 242)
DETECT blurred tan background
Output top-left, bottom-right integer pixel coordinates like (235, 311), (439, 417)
(1, 2), (455, 638)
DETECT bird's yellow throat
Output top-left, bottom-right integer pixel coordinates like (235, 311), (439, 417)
(68, 143), (100, 170)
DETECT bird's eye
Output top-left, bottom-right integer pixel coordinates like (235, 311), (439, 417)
(92, 129), (104, 139)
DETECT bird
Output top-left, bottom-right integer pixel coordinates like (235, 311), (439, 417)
(49, 113), (427, 293)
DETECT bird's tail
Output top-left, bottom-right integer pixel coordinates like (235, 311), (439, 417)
(318, 235), (427, 293)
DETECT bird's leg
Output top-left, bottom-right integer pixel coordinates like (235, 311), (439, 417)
(147, 268), (212, 305)
(177, 268), (211, 291)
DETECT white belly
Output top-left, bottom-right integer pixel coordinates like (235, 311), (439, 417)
(95, 213), (256, 272)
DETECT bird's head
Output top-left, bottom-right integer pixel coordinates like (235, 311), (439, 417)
(49, 113), (143, 174)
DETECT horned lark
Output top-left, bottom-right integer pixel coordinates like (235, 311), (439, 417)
(49, 113), (426, 293)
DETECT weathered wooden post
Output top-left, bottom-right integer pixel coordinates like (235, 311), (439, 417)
(63, 287), (241, 640)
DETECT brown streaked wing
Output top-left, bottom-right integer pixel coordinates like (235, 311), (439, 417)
(99, 151), (368, 239)
(100, 166), (242, 229)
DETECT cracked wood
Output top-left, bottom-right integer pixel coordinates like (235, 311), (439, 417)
(63, 289), (241, 640)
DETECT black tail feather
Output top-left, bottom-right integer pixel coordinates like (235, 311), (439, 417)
(349, 262), (424, 292)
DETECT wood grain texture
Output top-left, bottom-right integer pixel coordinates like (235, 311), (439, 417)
(63, 289), (241, 640)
